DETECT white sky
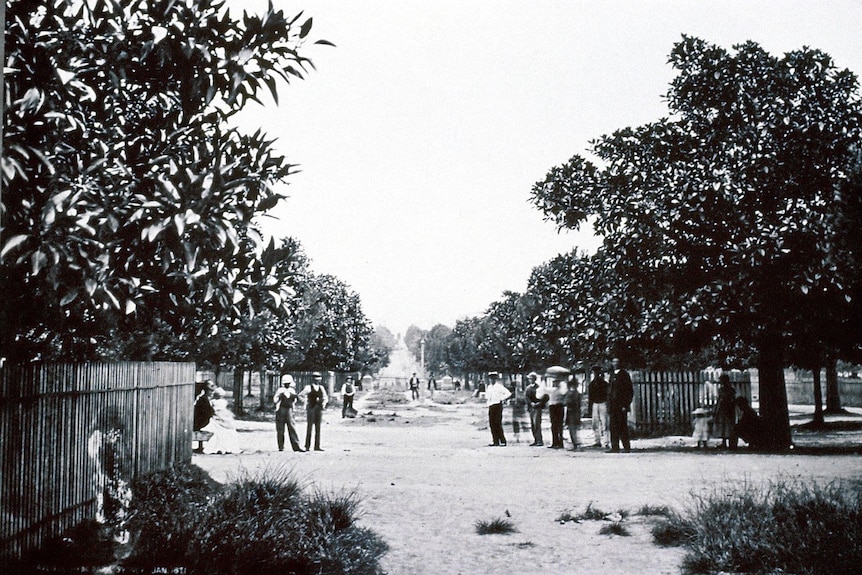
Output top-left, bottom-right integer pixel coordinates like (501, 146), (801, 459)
(234, 0), (862, 337)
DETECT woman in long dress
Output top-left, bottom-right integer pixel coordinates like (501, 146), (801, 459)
(712, 374), (737, 449)
(200, 387), (242, 454)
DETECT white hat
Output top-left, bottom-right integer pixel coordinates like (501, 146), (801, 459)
(281, 374), (295, 386)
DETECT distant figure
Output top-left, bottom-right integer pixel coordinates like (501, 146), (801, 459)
(200, 387), (242, 454)
(734, 397), (766, 450)
(525, 372), (547, 446)
(409, 372), (420, 400)
(193, 380), (215, 431)
(546, 375), (566, 449)
(588, 366), (609, 448)
(453, 379), (462, 391)
(300, 372), (329, 451)
(485, 371), (512, 446)
(273, 375), (303, 452)
(691, 407), (712, 449)
(564, 378), (582, 450)
(608, 357), (634, 453)
(713, 374), (737, 449)
(428, 374), (437, 391)
(342, 377), (356, 418)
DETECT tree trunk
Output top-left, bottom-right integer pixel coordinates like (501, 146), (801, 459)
(811, 366), (824, 427)
(825, 356), (843, 414)
(259, 369), (268, 411)
(756, 338), (792, 450)
(233, 368), (245, 415)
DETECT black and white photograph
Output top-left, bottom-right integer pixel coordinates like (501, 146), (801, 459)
(2, 1), (861, 573)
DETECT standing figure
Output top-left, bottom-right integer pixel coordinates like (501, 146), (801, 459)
(409, 372), (420, 400)
(564, 378), (582, 450)
(274, 375), (304, 452)
(200, 387), (242, 454)
(608, 357), (634, 453)
(300, 372), (328, 451)
(588, 366), (609, 448)
(485, 372), (512, 446)
(546, 373), (566, 449)
(691, 407), (712, 449)
(712, 374), (737, 449)
(341, 377), (356, 418)
(525, 372), (548, 446)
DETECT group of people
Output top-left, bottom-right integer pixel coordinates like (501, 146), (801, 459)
(691, 374), (765, 450)
(272, 372), (329, 452)
(486, 357), (635, 453)
(193, 380), (242, 454)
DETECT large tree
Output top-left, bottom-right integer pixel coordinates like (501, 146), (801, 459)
(1, 0), (331, 362)
(531, 37), (862, 450)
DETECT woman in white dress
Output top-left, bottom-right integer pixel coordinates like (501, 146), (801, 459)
(200, 387), (242, 454)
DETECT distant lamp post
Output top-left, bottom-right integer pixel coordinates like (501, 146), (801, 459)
(420, 337), (426, 374)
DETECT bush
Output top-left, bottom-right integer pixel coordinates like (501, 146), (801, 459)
(124, 463), (215, 569)
(677, 478), (862, 575)
(475, 517), (517, 535)
(124, 465), (388, 575)
(598, 522), (630, 537)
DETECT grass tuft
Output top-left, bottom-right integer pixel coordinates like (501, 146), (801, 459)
(121, 464), (388, 574)
(475, 517), (517, 535)
(598, 522), (630, 537)
(672, 477), (862, 575)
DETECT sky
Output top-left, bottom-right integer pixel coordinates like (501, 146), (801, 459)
(233, 0), (862, 337)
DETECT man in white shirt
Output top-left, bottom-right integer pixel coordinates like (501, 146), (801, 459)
(485, 371), (512, 447)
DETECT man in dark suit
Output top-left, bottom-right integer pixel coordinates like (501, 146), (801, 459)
(608, 357), (633, 452)
(300, 372), (328, 451)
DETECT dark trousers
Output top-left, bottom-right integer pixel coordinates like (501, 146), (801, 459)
(411, 387), (419, 400)
(548, 404), (565, 447)
(305, 407), (323, 450)
(276, 407), (301, 451)
(488, 403), (506, 445)
(609, 407), (631, 451)
(529, 407), (544, 444)
(342, 395), (354, 417)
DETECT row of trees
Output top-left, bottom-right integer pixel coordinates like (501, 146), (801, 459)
(1, 1), (391, 376)
(410, 37), (862, 450)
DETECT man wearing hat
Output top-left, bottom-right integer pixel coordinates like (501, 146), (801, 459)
(525, 372), (547, 446)
(485, 371), (512, 447)
(273, 374), (304, 452)
(608, 357), (634, 453)
(299, 372), (329, 451)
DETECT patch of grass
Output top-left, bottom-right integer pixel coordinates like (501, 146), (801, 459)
(598, 522), (631, 537)
(577, 502), (608, 521)
(651, 513), (696, 547)
(676, 477), (862, 575)
(636, 504), (673, 517)
(475, 517), (517, 535)
(122, 465), (388, 575)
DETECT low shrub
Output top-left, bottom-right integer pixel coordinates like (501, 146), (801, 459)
(676, 478), (861, 575)
(475, 517), (517, 535)
(598, 522), (630, 537)
(124, 465), (388, 575)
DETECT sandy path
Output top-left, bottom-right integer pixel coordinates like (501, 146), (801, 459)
(195, 391), (861, 575)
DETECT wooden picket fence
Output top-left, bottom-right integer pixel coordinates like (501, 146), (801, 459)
(630, 370), (752, 435)
(0, 362), (197, 558)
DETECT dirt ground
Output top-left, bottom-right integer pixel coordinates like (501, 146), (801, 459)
(194, 390), (862, 575)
